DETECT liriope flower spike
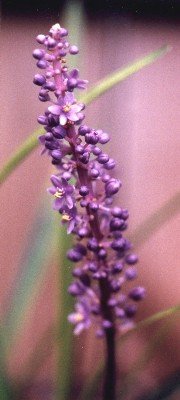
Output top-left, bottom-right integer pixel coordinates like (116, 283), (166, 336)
(33, 23), (145, 338)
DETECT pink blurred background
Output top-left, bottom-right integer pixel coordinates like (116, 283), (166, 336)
(1, 4), (180, 399)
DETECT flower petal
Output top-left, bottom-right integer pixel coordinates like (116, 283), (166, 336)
(66, 195), (74, 209)
(59, 114), (67, 126)
(48, 105), (61, 115)
(53, 198), (63, 210)
(47, 187), (56, 195)
(67, 219), (75, 234)
(65, 91), (75, 104)
(50, 175), (61, 187)
(74, 322), (85, 335)
(70, 68), (79, 79)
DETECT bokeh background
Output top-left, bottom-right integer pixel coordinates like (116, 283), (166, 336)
(1, 1), (180, 399)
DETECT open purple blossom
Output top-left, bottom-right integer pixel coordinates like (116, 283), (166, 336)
(48, 92), (84, 126)
(48, 175), (75, 210)
(33, 22), (145, 340)
(60, 205), (77, 234)
(68, 300), (91, 335)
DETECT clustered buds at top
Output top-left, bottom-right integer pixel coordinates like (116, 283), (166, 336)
(33, 23), (146, 337)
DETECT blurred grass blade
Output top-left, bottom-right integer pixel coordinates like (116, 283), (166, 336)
(137, 371), (180, 400)
(4, 199), (56, 353)
(0, 128), (43, 185)
(130, 191), (180, 248)
(80, 45), (170, 104)
(80, 304), (180, 400)
(56, 3), (84, 399)
(57, 227), (73, 400)
(0, 328), (11, 400)
(118, 322), (172, 399)
(0, 46), (169, 185)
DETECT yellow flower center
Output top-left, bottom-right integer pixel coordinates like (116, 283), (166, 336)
(74, 313), (84, 323)
(54, 188), (64, 198)
(63, 104), (71, 113)
(62, 213), (71, 222)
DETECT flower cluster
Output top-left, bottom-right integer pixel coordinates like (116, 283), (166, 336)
(33, 23), (145, 337)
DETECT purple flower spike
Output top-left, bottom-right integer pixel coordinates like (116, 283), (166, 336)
(33, 23), (145, 341)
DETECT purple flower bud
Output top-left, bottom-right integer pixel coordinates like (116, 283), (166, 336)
(125, 304), (137, 317)
(125, 254), (138, 265)
(69, 45), (79, 54)
(45, 53), (56, 62)
(72, 267), (83, 277)
(98, 248), (107, 259)
(76, 243), (87, 256)
(67, 249), (83, 262)
(97, 153), (109, 164)
(88, 262), (98, 272)
(37, 60), (47, 69)
(88, 201), (99, 212)
(78, 227), (89, 238)
(36, 34), (46, 44)
(75, 145), (84, 154)
(78, 125), (91, 136)
(39, 89), (50, 101)
(111, 237), (126, 251)
(110, 218), (125, 231)
(52, 126), (66, 139)
(44, 81), (56, 91)
(45, 141), (57, 150)
(98, 132), (110, 144)
(116, 308), (125, 318)
(33, 48), (45, 60)
(129, 287), (146, 301)
(59, 49), (67, 57)
(105, 178), (121, 196)
(79, 152), (90, 164)
(47, 37), (56, 49)
(111, 207), (122, 217)
(85, 131), (99, 145)
(101, 174), (110, 183)
(89, 168), (99, 179)
(67, 78), (77, 91)
(51, 149), (62, 161)
(93, 271), (107, 279)
(37, 115), (48, 125)
(79, 186), (89, 196)
(125, 267), (137, 280)
(108, 298), (118, 307)
(121, 209), (129, 220)
(93, 147), (102, 156)
(44, 132), (53, 141)
(87, 238), (99, 252)
(60, 28), (68, 37)
(33, 74), (46, 86)
(80, 199), (88, 207)
(110, 279), (121, 292)
(104, 158), (116, 170)
(62, 172), (71, 180)
(102, 320), (112, 329)
(112, 262), (123, 274)
(68, 281), (85, 296)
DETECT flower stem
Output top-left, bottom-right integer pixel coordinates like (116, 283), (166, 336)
(104, 327), (116, 400)
(68, 126), (117, 399)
